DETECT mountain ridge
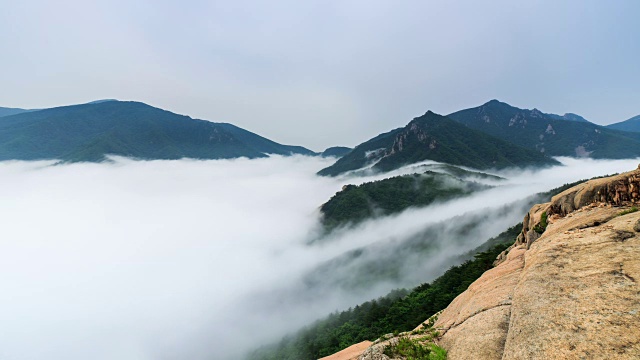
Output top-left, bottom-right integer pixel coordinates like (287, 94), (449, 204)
(0, 106), (32, 118)
(447, 100), (640, 158)
(607, 114), (640, 133)
(545, 111), (591, 123)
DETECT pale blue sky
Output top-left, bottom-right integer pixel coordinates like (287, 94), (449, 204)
(1, 0), (639, 150)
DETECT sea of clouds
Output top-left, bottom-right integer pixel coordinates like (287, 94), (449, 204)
(0, 156), (637, 359)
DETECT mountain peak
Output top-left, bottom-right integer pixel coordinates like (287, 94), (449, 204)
(480, 99), (518, 111)
(413, 110), (440, 122)
(483, 99), (508, 106)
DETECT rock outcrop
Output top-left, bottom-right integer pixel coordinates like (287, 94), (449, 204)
(319, 341), (373, 360)
(328, 166), (640, 360)
(436, 166), (640, 359)
(517, 165), (640, 250)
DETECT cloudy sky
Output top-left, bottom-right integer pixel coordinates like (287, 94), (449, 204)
(1, 0), (639, 150)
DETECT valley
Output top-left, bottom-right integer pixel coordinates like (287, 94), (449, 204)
(1, 97), (639, 360)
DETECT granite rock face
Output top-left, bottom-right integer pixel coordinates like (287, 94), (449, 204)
(320, 341), (373, 360)
(435, 246), (527, 359)
(435, 166), (640, 359)
(511, 165), (640, 252)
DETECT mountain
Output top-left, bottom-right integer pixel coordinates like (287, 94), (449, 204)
(320, 146), (352, 158)
(318, 111), (558, 176)
(606, 114), (640, 132)
(0, 100), (314, 162)
(447, 100), (640, 158)
(320, 171), (490, 229)
(0, 107), (31, 118)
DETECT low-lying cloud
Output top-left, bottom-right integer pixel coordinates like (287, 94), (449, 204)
(0, 156), (638, 360)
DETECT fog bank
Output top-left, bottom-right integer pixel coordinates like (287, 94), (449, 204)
(0, 156), (637, 359)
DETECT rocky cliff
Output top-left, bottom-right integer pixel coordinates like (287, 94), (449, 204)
(320, 341), (373, 360)
(328, 166), (640, 359)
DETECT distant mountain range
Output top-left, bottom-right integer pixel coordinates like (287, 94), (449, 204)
(0, 98), (638, 168)
(447, 100), (640, 158)
(318, 111), (559, 176)
(0, 100), (315, 162)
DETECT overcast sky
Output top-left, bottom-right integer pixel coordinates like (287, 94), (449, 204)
(1, 0), (639, 150)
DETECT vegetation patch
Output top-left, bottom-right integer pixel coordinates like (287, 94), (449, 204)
(617, 206), (639, 217)
(383, 337), (447, 360)
(412, 314), (439, 336)
(533, 211), (548, 234)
